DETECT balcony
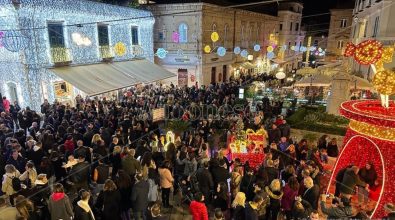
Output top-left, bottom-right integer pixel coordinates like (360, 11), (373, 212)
(99, 45), (114, 61)
(50, 47), (72, 65)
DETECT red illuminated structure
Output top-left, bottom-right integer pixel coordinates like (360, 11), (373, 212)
(327, 100), (395, 218)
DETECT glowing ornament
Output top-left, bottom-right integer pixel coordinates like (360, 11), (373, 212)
(267, 46), (273, 52)
(318, 47), (323, 52)
(234, 47), (241, 54)
(372, 70), (395, 95)
(2, 30), (29, 52)
(204, 45), (211, 53)
(291, 45), (296, 51)
(267, 51), (275, 60)
(172, 32), (180, 43)
(177, 49), (184, 56)
(156, 48), (168, 59)
(240, 50), (248, 58)
(253, 44), (261, 52)
(217, 46), (226, 57)
(381, 47), (394, 63)
(280, 45), (287, 52)
(344, 42), (357, 57)
(114, 42), (127, 56)
(211, 32), (219, 42)
(345, 40), (383, 65)
(275, 68), (286, 79)
(300, 46), (307, 52)
(309, 46), (316, 52)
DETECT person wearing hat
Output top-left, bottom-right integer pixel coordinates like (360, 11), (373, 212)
(384, 203), (395, 220)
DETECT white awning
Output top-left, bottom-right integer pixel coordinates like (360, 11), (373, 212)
(50, 59), (176, 96)
(294, 74), (332, 87)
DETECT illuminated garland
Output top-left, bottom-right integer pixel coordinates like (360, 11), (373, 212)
(349, 119), (395, 141)
(344, 40), (383, 65)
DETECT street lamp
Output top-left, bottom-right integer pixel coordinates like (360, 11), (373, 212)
(275, 68), (286, 80)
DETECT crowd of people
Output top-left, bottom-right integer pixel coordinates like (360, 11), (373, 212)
(0, 75), (393, 220)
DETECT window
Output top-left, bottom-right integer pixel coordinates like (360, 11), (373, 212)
(178, 23), (188, 43)
(373, 16), (380, 37)
(290, 22), (293, 31)
(279, 23), (283, 31)
(295, 23), (299, 31)
(48, 22), (65, 47)
(158, 32), (164, 41)
(131, 26), (139, 45)
(98, 25), (109, 46)
(340, 19), (347, 28)
(337, 40), (344, 49)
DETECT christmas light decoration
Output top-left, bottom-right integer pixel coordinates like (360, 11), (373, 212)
(234, 47), (241, 55)
(291, 45), (295, 51)
(204, 45), (211, 53)
(329, 100), (395, 218)
(345, 40), (383, 65)
(253, 44), (261, 52)
(0, 31), (4, 47)
(114, 42), (127, 56)
(211, 32), (219, 43)
(267, 45), (273, 53)
(372, 70), (395, 95)
(267, 51), (274, 60)
(344, 42), (356, 57)
(240, 49), (248, 58)
(172, 32), (179, 43)
(381, 47), (394, 63)
(2, 30), (29, 52)
(156, 48), (168, 59)
(0, 0), (154, 110)
(217, 46), (226, 57)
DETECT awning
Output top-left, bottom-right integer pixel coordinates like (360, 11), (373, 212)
(294, 74), (332, 87)
(241, 62), (256, 69)
(50, 59), (176, 96)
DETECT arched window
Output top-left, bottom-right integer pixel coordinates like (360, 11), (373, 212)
(224, 24), (229, 48)
(178, 23), (188, 43)
(212, 23), (217, 32)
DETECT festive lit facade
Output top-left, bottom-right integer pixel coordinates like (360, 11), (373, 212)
(350, 0), (395, 79)
(0, 0), (154, 110)
(149, 3), (279, 87)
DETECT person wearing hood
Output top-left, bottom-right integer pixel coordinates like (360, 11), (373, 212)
(74, 190), (95, 220)
(320, 194), (352, 219)
(48, 183), (74, 220)
(265, 179), (284, 220)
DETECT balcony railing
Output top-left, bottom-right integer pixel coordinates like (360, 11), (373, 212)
(50, 47), (72, 64)
(99, 45), (114, 59)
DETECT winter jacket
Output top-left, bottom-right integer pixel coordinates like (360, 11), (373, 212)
(281, 184), (299, 211)
(158, 168), (173, 189)
(320, 201), (353, 219)
(131, 180), (149, 212)
(96, 190), (121, 220)
(189, 201), (209, 220)
(232, 205), (245, 220)
(196, 167), (214, 197)
(48, 193), (74, 220)
(2, 171), (20, 196)
(302, 184), (320, 210)
(358, 167), (377, 186)
(0, 205), (18, 220)
(211, 166), (230, 186)
(244, 202), (259, 220)
(340, 168), (366, 195)
(74, 200), (95, 220)
(121, 155), (141, 177)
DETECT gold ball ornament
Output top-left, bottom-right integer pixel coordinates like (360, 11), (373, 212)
(381, 47), (394, 63)
(204, 45), (211, 53)
(211, 32), (219, 43)
(114, 42), (127, 56)
(372, 70), (395, 95)
(267, 46), (274, 53)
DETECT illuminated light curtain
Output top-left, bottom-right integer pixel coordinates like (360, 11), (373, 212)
(178, 23), (188, 43)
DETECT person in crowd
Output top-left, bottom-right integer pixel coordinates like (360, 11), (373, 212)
(213, 182), (229, 212)
(244, 195), (263, 220)
(320, 194), (353, 219)
(340, 166), (367, 197)
(131, 173), (149, 220)
(358, 162), (377, 208)
(3, 96), (11, 113)
(317, 135), (328, 150)
(7, 149), (26, 173)
(2, 164), (21, 196)
(281, 176), (300, 219)
(214, 208), (225, 220)
(268, 124), (281, 145)
(48, 183), (74, 220)
(296, 139), (308, 161)
(383, 203), (395, 220)
(265, 179), (284, 220)
(309, 210), (320, 220)
(74, 190), (95, 220)
(110, 146), (123, 179)
(92, 157), (110, 195)
(231, 192), (246, 220)
(116, 170), (133, 220)
(19, 161), (37, 188)
(334, 164), (353, 197)
(302, 176), (320, 210)
(122, 148), (141, 178)
(212, 160), (231, 187)
(189, 192), (209, 220)
(327, 138), (339, 157)
(278, 120), (291, 139)
(70, 154), (90, 191)
(281, 164), (296, 184)
(148, 202), (167, 220)
(240, 167), (256, 201)
(196, 161), (214, 204)
(265, 159), (279, 185)
(158, 160), (174, 209)
(96, 179), (121, 220)
(291, 197), (313, 219)
(230, 165), (243, 198)
(0, 196), (18, 220)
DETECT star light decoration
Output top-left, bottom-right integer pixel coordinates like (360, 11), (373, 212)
(156, 48), (168, 59)
(0, 0), (154, 110)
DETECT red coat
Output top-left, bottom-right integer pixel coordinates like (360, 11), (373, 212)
(64, 140), (75, 153)
(189, 201), (208, 220)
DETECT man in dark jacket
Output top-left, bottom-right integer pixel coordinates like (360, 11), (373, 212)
(240, 167), (256, 201)
(83, 124), (95, 147)
(244, 195), (264, 220)
(335, 164), (353, 197)
(264, 159), (279, 184)
(74, 140), (92, 163)
(7, 149), (26, 173)
(340, 166), (367, 196)
(320, 195), (353, 219)
(278, 120), (291, 139)
(302, 176), (320, 210)
(121, 149), (141, 178)
(196, 161), (214, 204)
(131, 173), (149, 220)
(268, 124), (281, 145)
(211, 160), (230, 187)
(70, 155), (90, 191)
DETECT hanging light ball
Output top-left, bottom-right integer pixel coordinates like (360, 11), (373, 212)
(211, 32), (219, 42)
(172, 32), (180, 43)
(114, 42), (127, 56)
(240, 49), (248, 58)
(267, 46), (274, 53)
(372, 70), (395, 95)
(234, 46), (241, 54)
(156, 48), (168, 59)
(2, 30), (29, 52)
(276, 68), (286, 80)
(217, 46), (226, 57)
(254, 44), (261, 52)
(291, 45), (296, 51)
(204, 45), (211, 53)
(267, 52), (275, 60)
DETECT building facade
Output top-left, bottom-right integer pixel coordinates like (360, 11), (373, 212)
(277, 2), (305, 73)
(327, 8), (353, 59)
(351, 0), (395, 79)
(0, 0), (154, 110)
(149, 3), (279, 87)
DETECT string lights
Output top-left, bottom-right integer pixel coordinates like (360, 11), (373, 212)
(344, 40), (383, 65)
(372, 70), (395, 95)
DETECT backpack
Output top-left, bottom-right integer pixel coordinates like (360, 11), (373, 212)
(11, 176), (21, 191)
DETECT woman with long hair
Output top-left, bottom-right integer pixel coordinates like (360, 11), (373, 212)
(265, 179), (284, 220)
(327, 138), (339, 157)
(281, 176), (300, 219)
(281, 165), (296, 184)
(48, 183), (74, 220)
(14, 195), (38, 220)
(230, 166), (243, 199)
(213, 182), (229, 211)
(95, 179), (121, 220)
(296, 139), (308, 161)
(141, 152), (156, 181)
(231, 192), (246, 220)
(317, 135), (328, 150)
(158, 160), (174, 208)
(116, 170), (133, 220)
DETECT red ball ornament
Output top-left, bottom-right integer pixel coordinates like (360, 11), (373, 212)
(344, 42), (356, 57)
(354, 39), (383, 65)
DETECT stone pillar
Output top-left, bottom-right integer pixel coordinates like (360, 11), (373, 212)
(326, 71), (351, 115)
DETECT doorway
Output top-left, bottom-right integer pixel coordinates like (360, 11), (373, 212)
(211, 67), (216, 84)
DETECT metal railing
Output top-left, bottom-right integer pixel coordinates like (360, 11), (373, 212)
(50, 47), (72, 63)
(99, 45), (114, 59)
